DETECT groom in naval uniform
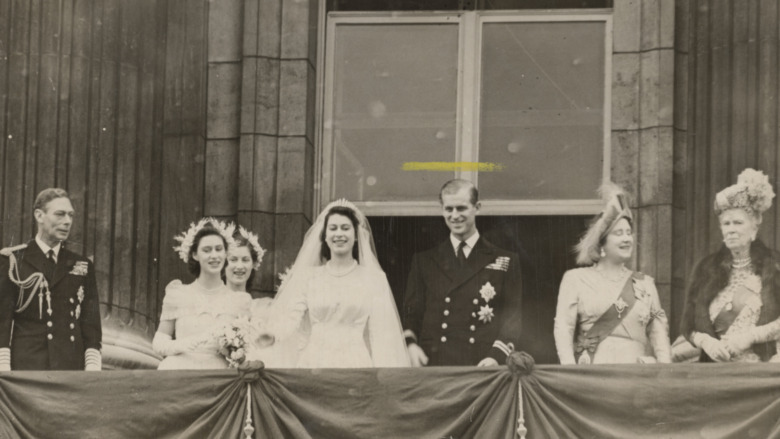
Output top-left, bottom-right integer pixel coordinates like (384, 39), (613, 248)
(0, 188), (102, 371)
(403, 179), (522, 366)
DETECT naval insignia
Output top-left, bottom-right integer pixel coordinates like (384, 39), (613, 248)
(70, 261), (88, 276)
(486, 256), (510, 272)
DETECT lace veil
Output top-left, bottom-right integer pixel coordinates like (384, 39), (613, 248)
(263, 199), (410, 367)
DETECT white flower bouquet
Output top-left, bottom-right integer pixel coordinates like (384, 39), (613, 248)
(216, 316), (253, 368)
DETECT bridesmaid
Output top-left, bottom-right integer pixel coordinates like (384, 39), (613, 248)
(553, 183), (671, 365)
(153, 219), (252, 369)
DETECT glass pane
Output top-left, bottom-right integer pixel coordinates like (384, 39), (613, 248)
(478, 21), (606, 200)
(329, 23), (458, 202)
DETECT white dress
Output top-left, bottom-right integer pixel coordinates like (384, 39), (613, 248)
(157, 280), (252, 370)
(265, 264), (409, 368)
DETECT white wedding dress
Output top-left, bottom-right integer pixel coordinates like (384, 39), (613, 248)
(157, 280), (252, 370)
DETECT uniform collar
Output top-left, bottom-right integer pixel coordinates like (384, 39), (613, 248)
(450, 230), (480, 255)
(35, 236), (62, 260)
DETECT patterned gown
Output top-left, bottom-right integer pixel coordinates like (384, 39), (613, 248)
(554, 267), (671, 364)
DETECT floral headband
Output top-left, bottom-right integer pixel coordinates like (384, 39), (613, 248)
(232, 226), (266, 270)
(173, 218), (235, 263)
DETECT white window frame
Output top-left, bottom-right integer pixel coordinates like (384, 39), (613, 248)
(318, 9), (613, 216)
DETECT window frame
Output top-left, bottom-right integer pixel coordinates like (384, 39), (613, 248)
(319, 9), (613, 216)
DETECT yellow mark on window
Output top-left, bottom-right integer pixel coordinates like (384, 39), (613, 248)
(401, 161), (505, 172)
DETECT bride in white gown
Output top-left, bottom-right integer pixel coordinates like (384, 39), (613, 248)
(256, 199), (410, 368)
(152, 218), (252, 370)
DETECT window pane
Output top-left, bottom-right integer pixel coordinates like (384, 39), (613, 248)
(478, 21), (606, 200)
(329, 23), (459, 202)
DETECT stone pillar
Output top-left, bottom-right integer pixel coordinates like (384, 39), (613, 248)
(610, 0), (676, 327)
(239, 0), (318, 296)
(205, 0), (243, 218)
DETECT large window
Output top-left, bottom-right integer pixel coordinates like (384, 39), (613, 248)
(321, 10), (612, 215)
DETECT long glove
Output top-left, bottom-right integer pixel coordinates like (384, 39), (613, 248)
(152, 332), (204, 357)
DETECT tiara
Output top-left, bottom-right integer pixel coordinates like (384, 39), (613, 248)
(172, 218), (236, 263)
(233, 226), (266, 270)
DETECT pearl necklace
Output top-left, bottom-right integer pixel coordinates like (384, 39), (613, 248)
(325, 260), (358, 277)
(594, 265), (629, 283)
(732, 256), (752, 269)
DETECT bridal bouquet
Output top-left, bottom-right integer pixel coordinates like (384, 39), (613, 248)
(215, 316), (253, 368)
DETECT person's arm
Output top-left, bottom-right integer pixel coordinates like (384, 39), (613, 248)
(80, 259), (102, 371)
(482, 253), (522, 366)
(553, 271), (579, 365)
(403, 254), (428, 367)
(0, 256), (13, 371)
(644, 277), (672, 363)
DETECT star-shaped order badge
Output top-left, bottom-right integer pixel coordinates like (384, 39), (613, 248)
(478, 305), (494, 323)
(479, 282), (496, 303)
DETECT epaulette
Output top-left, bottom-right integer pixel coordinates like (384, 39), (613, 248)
(0, 243), (27, 258)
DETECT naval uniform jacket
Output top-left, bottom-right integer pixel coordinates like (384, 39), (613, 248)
(0, 241), (102, 370)
(403, 237), (522, 366)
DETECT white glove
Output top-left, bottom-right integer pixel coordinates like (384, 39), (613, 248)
(152, 332), (205, 357)
(407, 343), (428, 367)
(693, 332), (731, 362)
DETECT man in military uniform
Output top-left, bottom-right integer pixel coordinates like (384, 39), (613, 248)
(0, 188), (102, 371)
(403, 179), (522, 366)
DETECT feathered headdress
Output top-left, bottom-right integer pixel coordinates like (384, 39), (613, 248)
(714, 168), (775, 219)
(232, 226), (266, 270)
(575, 182), (633, 266)
(173, 218), (235, 263)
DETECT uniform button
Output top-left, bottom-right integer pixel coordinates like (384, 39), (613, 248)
(70, 336), (75, 342)
(441, 323), (448, 329)
(469, 338), (475, 344)
(470, 325), (476, 331)
(471, 312), (477, 318)
(443, 310), (450, 316)
(445, 297), (451, 303)
(69, 323), (75, 329)
(441, 336), (447, 343)
(70, 311), (74, 317)
(472, 298), (479, 305)
(46, 321), (53, 328)
(47, 334), (53, 340)
(69, 298), (74, 303)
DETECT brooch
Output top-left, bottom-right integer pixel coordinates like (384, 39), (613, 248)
(478, 305), (494, 323)
(479, 282), (496, 303)
(614, 297), (628, 318)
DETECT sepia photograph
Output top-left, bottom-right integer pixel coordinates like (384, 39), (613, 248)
(0, 0), (779, 437)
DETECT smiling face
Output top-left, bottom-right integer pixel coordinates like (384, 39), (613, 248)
(324, 213), (356, 259)
(719, 208), (758, 255)
(35, 197), (75, 247)
(441, 187), (480, 241)
(226, 245), (254, 290)
(192, 234), (227, 276)
(601, 217), (634, 264)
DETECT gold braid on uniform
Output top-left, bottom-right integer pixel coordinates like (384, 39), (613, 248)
(7, 252), (51, 318)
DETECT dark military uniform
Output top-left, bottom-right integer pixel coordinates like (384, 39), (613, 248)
(403, 237), (522, 366)
(0, 241), (101, 370)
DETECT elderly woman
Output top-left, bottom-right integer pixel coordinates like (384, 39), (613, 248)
(681, 169), (780, 362)
(554, 183), (671, 365)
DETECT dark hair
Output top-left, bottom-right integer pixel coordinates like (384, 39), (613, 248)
(187, 224), (228, 276)
(439, 179), (478, 205)
(34, 188), (70, 212)
(320, 206), (360, 262)
(229, 235), (259, 289)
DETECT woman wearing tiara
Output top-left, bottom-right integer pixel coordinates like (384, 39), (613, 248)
(681, 169), (780, 362)
(153, 219), (252, 370)
(255, 199), (410, 368)
(554, 183), (671, 365)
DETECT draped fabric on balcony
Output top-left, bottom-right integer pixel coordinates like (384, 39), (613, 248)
(1, 364), (780, 438)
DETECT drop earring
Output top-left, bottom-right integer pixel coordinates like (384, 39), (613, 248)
(600, 248), (606, 258)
